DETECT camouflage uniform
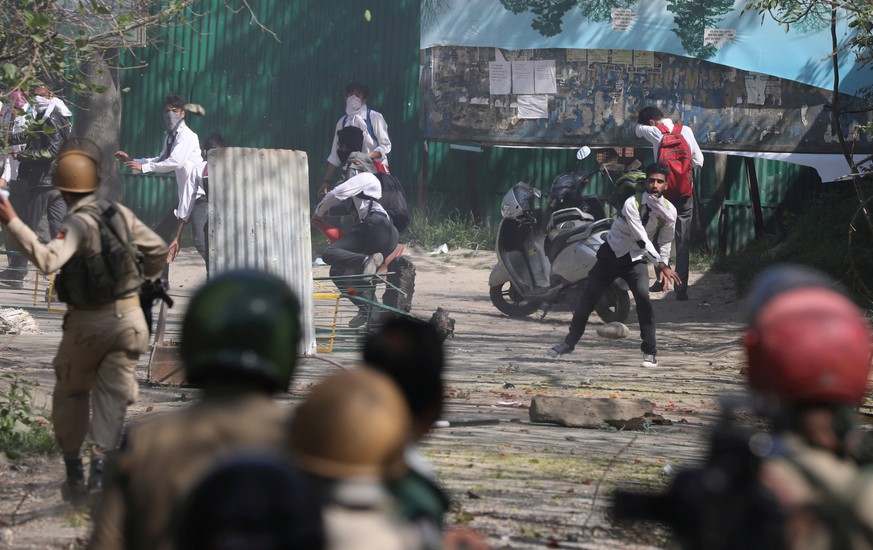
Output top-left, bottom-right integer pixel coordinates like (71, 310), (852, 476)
(88, 394), (288, 550)
(4, 194), (166, 460)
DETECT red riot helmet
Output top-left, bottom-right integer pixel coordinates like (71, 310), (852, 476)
(743, 264), (873, 406)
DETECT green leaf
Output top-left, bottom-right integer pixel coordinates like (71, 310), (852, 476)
(1, 63), (18, 81)
(29, 13), (50, 28)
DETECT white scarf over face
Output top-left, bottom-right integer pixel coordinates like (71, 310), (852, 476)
(644, 192), (676, 224)
(345, 96), (366, 117)
(34, 95), (72, 119)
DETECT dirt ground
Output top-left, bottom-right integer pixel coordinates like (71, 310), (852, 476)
(0, 245), (750, 549)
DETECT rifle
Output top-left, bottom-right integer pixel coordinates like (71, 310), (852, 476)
(610, 397), (785, 549)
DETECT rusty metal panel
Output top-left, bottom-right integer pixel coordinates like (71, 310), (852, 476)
(209, 147), (316, 356)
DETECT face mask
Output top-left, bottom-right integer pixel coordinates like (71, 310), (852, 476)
(34, 95), (49, 113)
(345, 96), (364, 116)
(164, 111), (183, 133)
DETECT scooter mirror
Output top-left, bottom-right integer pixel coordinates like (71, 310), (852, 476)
(532, 188), (542, 198)
(576, 146), (592, 160)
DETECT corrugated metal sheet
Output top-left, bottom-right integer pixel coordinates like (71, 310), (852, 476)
(209, 147), (316, 355)
(121, 174), (178, 229)
(424, 142), (820, 254)
(118, 0), (421, 227)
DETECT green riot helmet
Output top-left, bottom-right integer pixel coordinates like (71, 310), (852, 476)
(181, 270), (301, 393)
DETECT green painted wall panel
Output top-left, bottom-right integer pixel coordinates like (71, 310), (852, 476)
(118, 0), (422, 227)
(424, 142), (819, 254)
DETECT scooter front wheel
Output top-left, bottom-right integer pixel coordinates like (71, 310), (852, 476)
(490, 282), (540, 317)
(595, 284), (631, 323)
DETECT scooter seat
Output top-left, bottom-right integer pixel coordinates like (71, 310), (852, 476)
(546, 218), (612, 259)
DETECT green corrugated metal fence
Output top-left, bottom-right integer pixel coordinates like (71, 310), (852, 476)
(118, 0), (422, 227)
(424, 142), (820, 254)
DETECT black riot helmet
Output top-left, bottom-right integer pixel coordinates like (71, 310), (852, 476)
(180, 270), (301, 393)
(174, 452), (326, 550)
(547, 172), (584, 211)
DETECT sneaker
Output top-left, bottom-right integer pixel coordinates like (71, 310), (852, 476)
(362, 253), (383, 276)
(641, 354), (658, 368)
(348, 312), (368, 328)
(548, 341), (574, 357)
(648, 280), (664, 293)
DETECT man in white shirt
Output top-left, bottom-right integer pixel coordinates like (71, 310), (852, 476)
(313, 153), (398, 328)
(548, 163), (681, 368)
(0, 86), (72, 288)
(634, 106), (704, 301)
(0, 90), (28, 188)
(319, 82), (392, 196)
(115, 94), (206, 269)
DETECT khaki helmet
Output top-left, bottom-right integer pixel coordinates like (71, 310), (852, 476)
(291, 367), (411, 480)
(53, 137), (103, 193)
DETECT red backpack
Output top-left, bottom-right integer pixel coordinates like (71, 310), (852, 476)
(656, 123), (693, 201)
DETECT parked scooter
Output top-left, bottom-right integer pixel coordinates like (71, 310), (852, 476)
(488, 147), (631, 321)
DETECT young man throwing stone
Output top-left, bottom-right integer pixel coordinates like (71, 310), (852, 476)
(548, 163), (681, 368)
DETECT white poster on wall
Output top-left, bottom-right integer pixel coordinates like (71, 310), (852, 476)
(517, 94), (548, 119)
(489, 60), (512, 94)
(534, 60), (556, 94)
(511, 60), (535, 94)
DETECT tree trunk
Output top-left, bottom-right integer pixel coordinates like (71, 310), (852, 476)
(75, 49), (123, 202)
(828, 8), (873, 236)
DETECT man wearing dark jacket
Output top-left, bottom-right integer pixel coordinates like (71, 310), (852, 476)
(0, 86), (72, 288)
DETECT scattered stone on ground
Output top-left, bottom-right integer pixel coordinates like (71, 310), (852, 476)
(596, 321), (629, 339)
(529, 397), (654, 429)
(0, 308), (39, 334)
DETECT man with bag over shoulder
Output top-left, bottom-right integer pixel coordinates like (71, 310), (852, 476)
(634, 106), (703, 301)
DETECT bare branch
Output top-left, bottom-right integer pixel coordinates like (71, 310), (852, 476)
(86, 0), (202, 44)
(224, 0), (280, 42)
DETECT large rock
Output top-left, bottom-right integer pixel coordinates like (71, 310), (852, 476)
(529, 397), (654, 429)
(596, 322), (629, 339)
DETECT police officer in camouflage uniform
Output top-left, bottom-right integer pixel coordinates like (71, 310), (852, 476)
(88, 270), (303, 550)
(0, 138), (168, 506)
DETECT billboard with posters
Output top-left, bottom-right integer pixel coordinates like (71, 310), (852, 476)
(421, 0), (872, 157)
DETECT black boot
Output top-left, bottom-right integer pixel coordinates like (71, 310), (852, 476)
(61, 457), (87, 506)
(88, 457), (107, 506)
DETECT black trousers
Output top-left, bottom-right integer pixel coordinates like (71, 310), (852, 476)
(155, 198), (208, 263)
(653, 194), (693, 295)
(322, 214), (398, 312)
(565, 242), (657, 355)
(6, 184), (67, 278)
